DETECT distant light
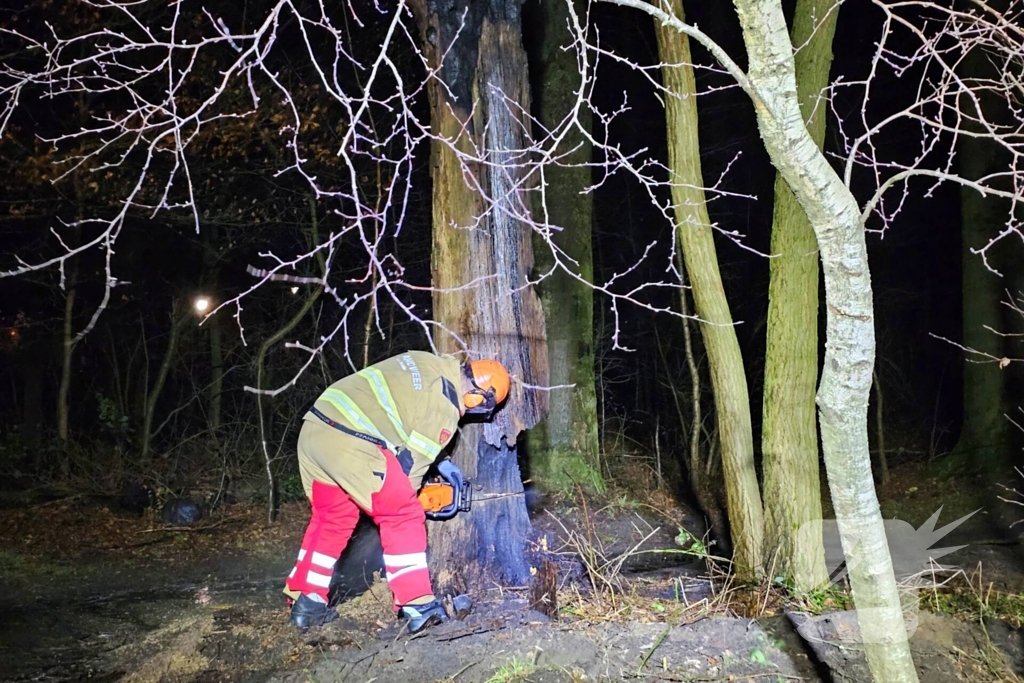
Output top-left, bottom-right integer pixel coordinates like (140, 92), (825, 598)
(290, 286), (299, 295)
(193, 296), (211, 314)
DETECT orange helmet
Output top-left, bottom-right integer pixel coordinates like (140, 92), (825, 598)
(463, 359), (511, 413)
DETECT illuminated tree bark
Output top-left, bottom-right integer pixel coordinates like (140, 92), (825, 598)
(731, 0), (918, 678)
(414, 0), (548, 592)
(655, 0), (764, 580)
(761, 0), (837, 593)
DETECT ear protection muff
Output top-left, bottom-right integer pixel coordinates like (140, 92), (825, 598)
(463, 387), (497, 414)
(461, 359), (508, 415)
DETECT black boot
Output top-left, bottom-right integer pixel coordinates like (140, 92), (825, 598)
(290, 594), (338, 630)
(398, 599), (448, 634)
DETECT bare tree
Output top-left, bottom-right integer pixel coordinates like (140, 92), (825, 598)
(0, 0), (691, 388)
(0, 1), (702, 596)
(602, 0), (919, 676)
(565, 0), (1024, 680)
(653, 0), (764, 581)
(140, 299), (191, 461)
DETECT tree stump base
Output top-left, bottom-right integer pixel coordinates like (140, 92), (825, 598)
(529, 559), (558, 620)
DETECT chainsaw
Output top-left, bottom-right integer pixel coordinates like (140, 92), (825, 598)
(418, 472), (472, 520)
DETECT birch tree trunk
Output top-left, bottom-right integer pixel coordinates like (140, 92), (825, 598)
(654, 0), (764, 581)
(730, 0), (918, 679)
(526, 0), (604, 494)
(414, 0), (548, 593)
(760, 0), (837, 593)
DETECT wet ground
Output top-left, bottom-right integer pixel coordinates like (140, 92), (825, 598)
(0, 538), (294, 681)
(1, 476), (1024, 683)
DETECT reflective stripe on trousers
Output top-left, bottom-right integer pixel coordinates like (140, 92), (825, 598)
(286, 480), (359, 600)
(370, 446), (432, 607)
(286, 447), (433, 608)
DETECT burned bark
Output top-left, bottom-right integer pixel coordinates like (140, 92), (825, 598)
(413, 0), (548, 592)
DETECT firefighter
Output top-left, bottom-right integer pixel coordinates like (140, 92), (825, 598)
(284, 351), (511, 633)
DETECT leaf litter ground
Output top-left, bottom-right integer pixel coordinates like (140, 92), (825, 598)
(1, 480), (1022, 682)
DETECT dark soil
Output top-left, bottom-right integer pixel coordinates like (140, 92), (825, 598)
(1, 480), (1023, 683)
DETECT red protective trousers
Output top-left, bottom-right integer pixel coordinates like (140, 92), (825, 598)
(286, 447), (432, 609)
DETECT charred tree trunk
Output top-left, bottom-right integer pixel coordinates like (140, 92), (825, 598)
(414, 0), (548, 593)
(525, 0), (603, 494)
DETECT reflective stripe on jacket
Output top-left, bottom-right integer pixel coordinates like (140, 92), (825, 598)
(303, 351), (463, 490)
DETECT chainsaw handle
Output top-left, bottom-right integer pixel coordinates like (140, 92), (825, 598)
(425, 505), (457, 521)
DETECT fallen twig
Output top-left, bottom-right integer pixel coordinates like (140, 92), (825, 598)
(637, 626), (669, 674)
(434, 627), (500, 642)
(437, 661), (475, 681)
(136, 515), (245, 534)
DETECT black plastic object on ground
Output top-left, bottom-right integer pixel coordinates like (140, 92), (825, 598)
(160, 497), (204, 526)
(449, 593), (472, 619)
(115, 482), (153, 517)
(329, 515), (385, 606)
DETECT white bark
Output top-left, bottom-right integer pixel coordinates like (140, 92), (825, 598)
(594, 1), (917, 672)
(730, 0), (917, 680)
(602, 3), (917, 672)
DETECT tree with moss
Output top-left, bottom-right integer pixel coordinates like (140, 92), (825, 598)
(760, 0), (838, 593)
(525, 0), (604, 495)
(654, 0), (765, 580)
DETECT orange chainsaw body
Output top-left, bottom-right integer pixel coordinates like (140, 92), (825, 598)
(418, 481), (456, 512)
(417, 476), (472, 520)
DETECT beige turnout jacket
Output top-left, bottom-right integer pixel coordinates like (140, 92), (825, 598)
(297, 352), (463, 510)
